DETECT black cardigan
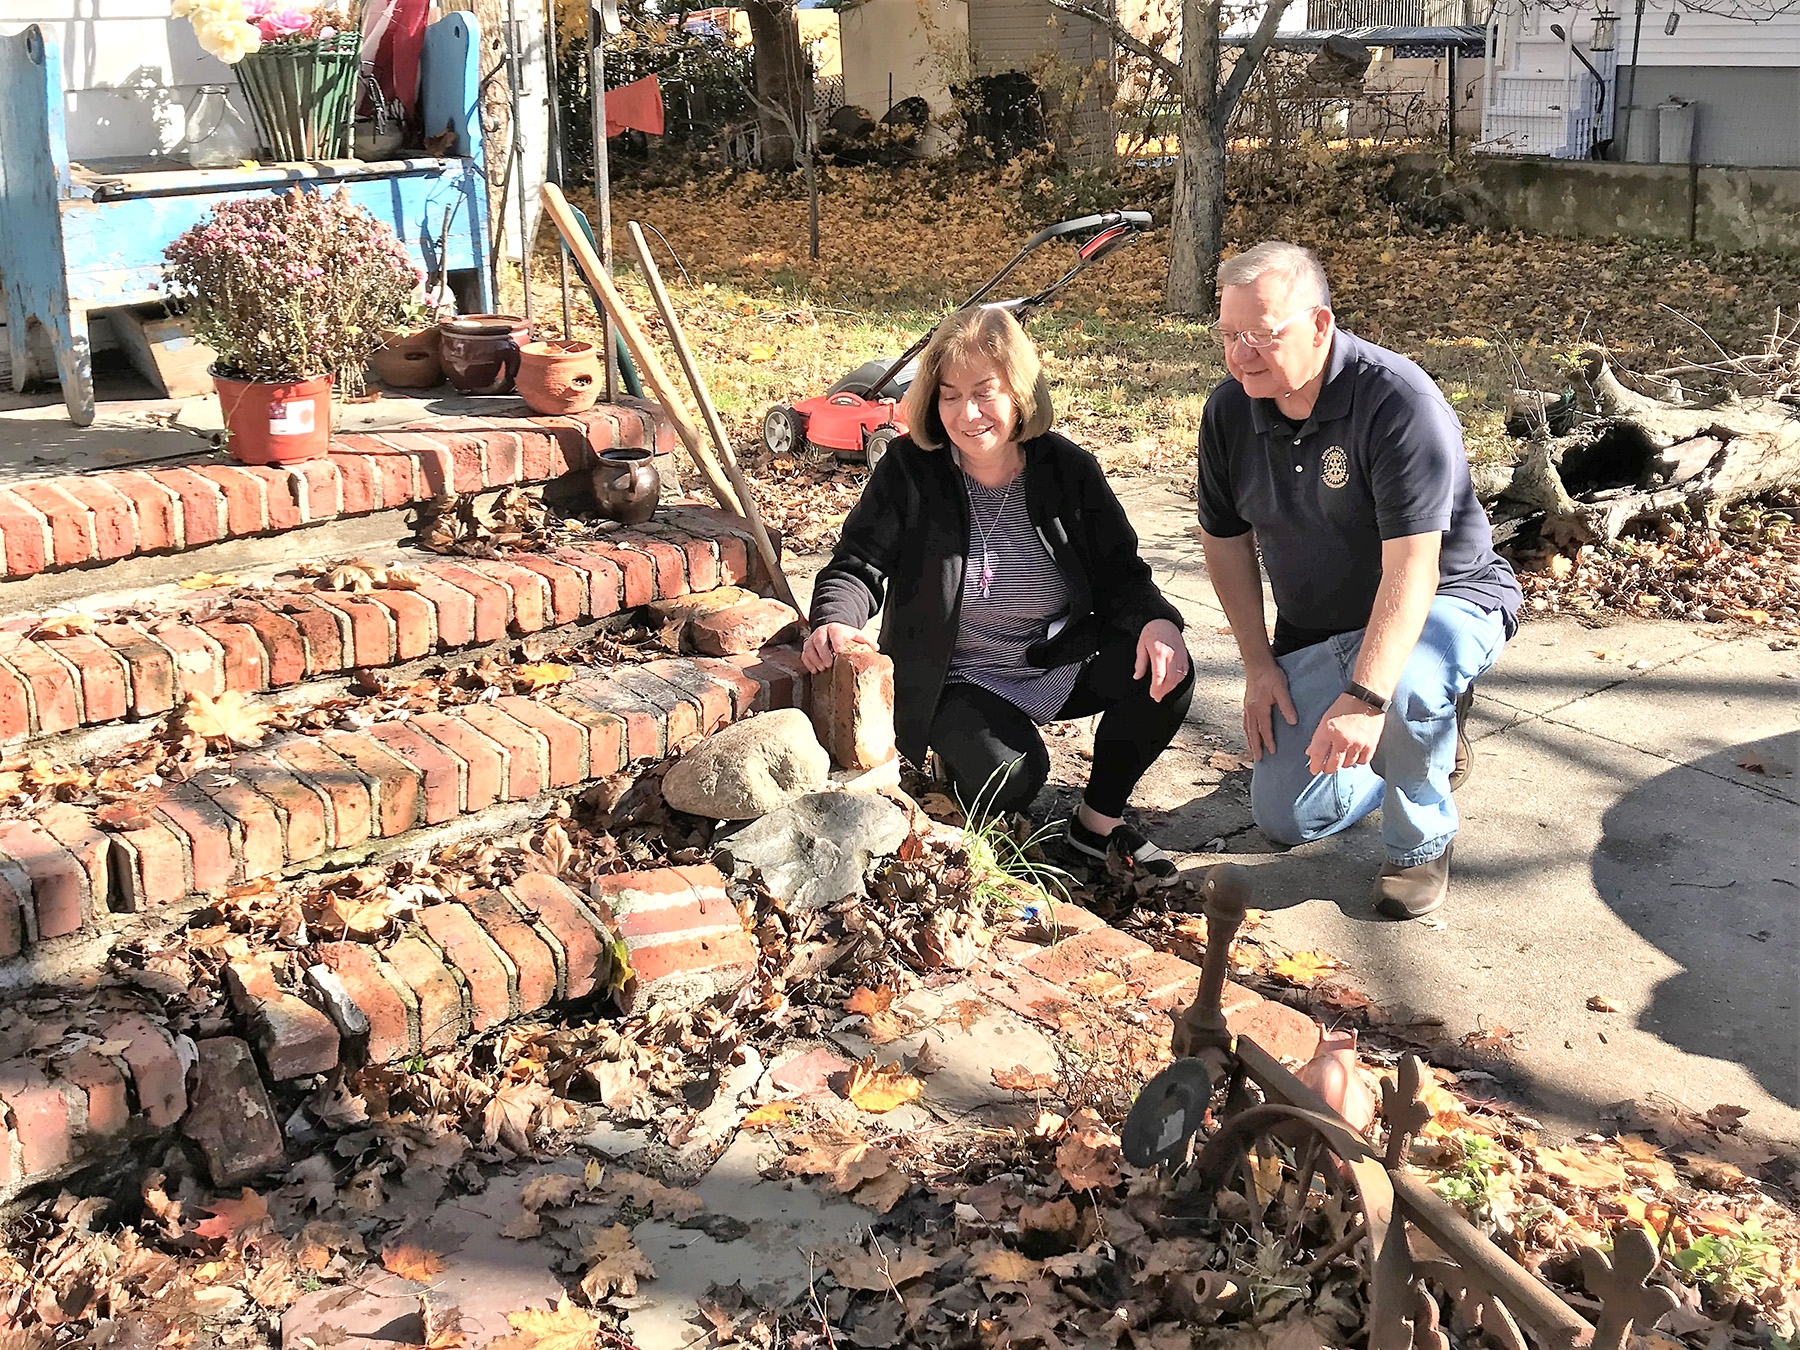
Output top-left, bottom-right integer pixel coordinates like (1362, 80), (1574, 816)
(808, 431), (1184, 766)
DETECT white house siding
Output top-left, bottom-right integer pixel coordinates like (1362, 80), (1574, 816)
(839, 0), (969, 155)
(967, 0), (1117, 163)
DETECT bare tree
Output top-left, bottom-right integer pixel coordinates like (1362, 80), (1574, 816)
(740, 0), (813, 170)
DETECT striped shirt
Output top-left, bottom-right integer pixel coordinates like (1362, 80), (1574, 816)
(948, 470), (1084, 722)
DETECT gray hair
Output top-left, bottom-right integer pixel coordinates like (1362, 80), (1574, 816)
(1217, 242), (1332, 309)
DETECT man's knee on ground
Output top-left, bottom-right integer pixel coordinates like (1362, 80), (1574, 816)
(1249, 769), (1310, 846)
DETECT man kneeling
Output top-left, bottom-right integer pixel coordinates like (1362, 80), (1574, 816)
(1197, 242), (1521, 918)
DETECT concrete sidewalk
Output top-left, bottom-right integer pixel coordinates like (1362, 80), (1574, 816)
(790, 476), (1800, 1144)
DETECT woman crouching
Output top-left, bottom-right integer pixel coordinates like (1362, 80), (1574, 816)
(803, 306), (1194, 886)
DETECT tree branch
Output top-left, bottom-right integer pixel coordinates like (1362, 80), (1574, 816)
(1214, 0), (1296, 137)
(1044, 0), (1183, 91)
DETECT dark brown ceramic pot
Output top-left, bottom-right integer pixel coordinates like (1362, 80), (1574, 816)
(516, 339), (601, 415)
(592, 447), (660, 525)
(438, 313), (529, 395)
(368, 325), (442, 389)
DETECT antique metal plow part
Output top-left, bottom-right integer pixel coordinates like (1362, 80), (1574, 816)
(1126, 864), (1678, 1350)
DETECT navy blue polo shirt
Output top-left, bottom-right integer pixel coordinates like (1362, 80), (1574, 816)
(1198, 329), (1521, 656)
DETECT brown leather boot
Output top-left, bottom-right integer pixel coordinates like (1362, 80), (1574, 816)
(1375, 844), (1452, 919)
(1449, 686), (1475, 793)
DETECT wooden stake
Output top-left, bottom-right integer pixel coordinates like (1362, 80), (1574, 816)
(627, 220), (799, 613)
(537, 184), (742, 516)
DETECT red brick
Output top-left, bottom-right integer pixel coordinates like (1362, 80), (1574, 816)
(972, 969), (1083, 1031)
(11, 481), (96, 566)
(554, 548), (623, 617)
(366, 722), (463, 823)
(0, 656), (32, 740)
(273, 738), (373, 850)
(152, 468), (228, 545)
(201, 776), (286, 879)
(505, 872), (611, 999)
(687, 657), (765, 720)
(191, 465), (267, 535)
(593, 866), (734, 944)
(690, 598), (802, 657)
(322, 732), (421, 836)
(236, 753), (329, 863)
(812, 647), (895, 770)
(228, 605), (307, 687)
(110, 816), (191, 911)
(666, 505), (763, 586)
(269, 596), (346, 676)
(518, 425), (561, 480)
(718, 647), (808, 712)
(198, 619), (268, 693)
(483, 430), (526, 486)
(466, 890), (557, 1014)
(638, 660), (733, 737)
(146, 621), (224, 699)
(0, 493), (50, 576)
(225, 954), (340, 1079)
(403, 714), (499, 813)
(63, 1049), (129, 1138)
(36, 634), (126, 724)
(620, 537), (687, 599)
(182, 1036), (283, 1186)
(469, 559), (549, 633)
(669, 532), (720, 594)
(242, 465), (302, 530)
(495, 696), (586, 786)
(628, 931), (758, 993)
(384, 933), (465, 1051)
(419, 904), (512, 1031)
(292, 460), (343, 521)
(1047, 901), (1108, 937)
(562, 676), (662, 761)
(0, 640), (80, 733)
(457, 706), (546, 799)
(1127, 950), (1203, 1010)
(591, 544), (656, 608)
(401, 574), (473, 649)
(380, 433), (456, 496)
(154, 788), (235, 896)
(97, 1013), (185, 1127)
(1021, 928), (1154, 988)
(36, 803), (110, 916)
(446, 434), (487, 493)
(509, 554), (585, 624)
(319, 942), (411, 1064)
(1227, 1000), (1323, 1065)
(308, 594), (395, 667)
(0, 872), (25, 958)
(95, 622), (177, 718)
(60, 479), (136, 559)
(366, 588), (434, 660)
(0, 818), (89, 938)
(328, 453), (379, 515)
(0, 1060), (71, 1175)
(105, 471), (181, 552)
(545, 697), (626, 776)
(433, 565), (511, 643)
(343, 437), (419, 508)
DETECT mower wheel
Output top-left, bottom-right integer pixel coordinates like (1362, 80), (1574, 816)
(863, 425), (899, 470)
(762, 405), (805, 457)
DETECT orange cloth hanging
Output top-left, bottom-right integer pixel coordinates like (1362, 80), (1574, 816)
(605, 76), (665, 137)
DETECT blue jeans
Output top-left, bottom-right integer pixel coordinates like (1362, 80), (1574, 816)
(1250, 596), (1508, 866)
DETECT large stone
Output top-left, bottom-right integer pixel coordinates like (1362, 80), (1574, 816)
(721, 790), (910, 912)
(182, 1037), (285, 1187)
(661, 708), (830, 820)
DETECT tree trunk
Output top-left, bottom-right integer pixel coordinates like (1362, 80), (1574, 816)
(1165, 0), (1223, 315)
(742, 0), (811, 171)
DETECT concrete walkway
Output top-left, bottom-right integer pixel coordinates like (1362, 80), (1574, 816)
(791, 476), (1800, 1145)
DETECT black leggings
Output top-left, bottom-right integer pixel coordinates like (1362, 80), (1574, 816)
(928, 633), (1194, 818)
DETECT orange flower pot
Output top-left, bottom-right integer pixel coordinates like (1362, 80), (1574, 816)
(213, 369), (332, 465)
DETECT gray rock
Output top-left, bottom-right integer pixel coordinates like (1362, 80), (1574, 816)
(721, 791), (909, 912)
(661, 708), (830, 819)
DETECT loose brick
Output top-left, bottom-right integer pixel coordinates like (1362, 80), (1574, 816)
(433, 565), (511, 643)
(591, 866), (734, 944)
(590, 544), (655, 608)
(408, 714), (504, 813)
(110, 816), (191, 911)
(0, 1060), (71, 1175)
(1227, 1000), (1323, 1065)
(1126, 950), (1203, 1011)
(1, 640), (81, 732)
(268, 596), (346, 677)
(0, 817), (90, 938)
(328, 453), (379, 516)
(457, 706), (547, 800)
(495, 696), (586, 786)
(226, 605), (307, 688)
(63, 1049), (129, 1139)
(0, 492), (50, 576)
(465, 890), (557, 1014)
(509, 554), (585, 624)
(308, 594), (395, 668)
(366, 589), (434, 661)
(191, 465), (267, 535)
(183, 1037), (284, 1186)
(61, 479), (137, 559)
(273, 738), (374, 851)
(198, 619), (268, 693)
(153, 468), (228, 545)
(647, 586), (755, 631)
(201, 776), (287, 878)
(235, 753), (329, 863)
(321, 733), (422, 837)
(154, 787), (236, 896)
(366, 722), (463, 823)
(225, 954), (341, 1079)
(242, 465), (302, 530)
(544, 697), (626, 776)
(318, 942), (412, 1064)
(419, 904), (514, 1031)
(96, 622), (178, 718)
(384, 933), (465, 1051)
(553, 548), (623, 617)
(36, 803), (111, 916)
(12, 481), (96, 566)
(505, 872), (613, 999)
(811, 647), (896, 771)
(99, 1012), (187, 1127)
(38, 634), (129, 724)
(107, 471), (183, 552)
(146, 621), (224, 699)
(0, 871), (26, 958)
(972, 969), (1083, 1031)
(0, 658), (30, 740)
(1020, 928), (1154, 989)
(690, 598), (803, 657)
(407, 575), (477, 648)
(626, 931), (758, 1007)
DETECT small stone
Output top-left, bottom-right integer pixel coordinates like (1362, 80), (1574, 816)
(306, 964), (371, 1040)
(720, 791), (909, 912)
(182, 1037), (284, 1187)
(661, 708), (830, 819)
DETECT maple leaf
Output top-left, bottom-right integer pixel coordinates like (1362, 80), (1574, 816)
(843, 1056), (924, 1113)
(488, 1298), (600, 1350)
(1586, 993), (1623, 1013)
(577, 1224), (656, 1300)
(193, 1188), (270, 1241)
(520, 1174), (585, 1211)
(741, 1099), (803, 1129)
(179, 690), (274, 747)
(843, 986), (895, 1016)
(599, 1171), (705, 1220)
(380, 568), (425, 592)
(1054, 1109), (1123, 1192)
(513, 663), (575, 691)
(824, 1240), (940, 1291)
(380, 1243), (445, 1282)
(968, 1242), (1041, 1284)
(1269, 950), (1345, 986)
(1538, 1144), (1629, 1190)
(483, 1080), (552, 1153)
(26, 614), (95, 640)
(785, 1136), (895, 1194)
(537, 820), (575, 877)
(852, 1168), (912, 1214)
(992, 1064), (1058, 1092)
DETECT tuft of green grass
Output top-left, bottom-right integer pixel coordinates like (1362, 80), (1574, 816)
(1671, 1222), (1780, 1298)
(1429, 1129), (1506, 1223)
(957, 765), (1076, 921)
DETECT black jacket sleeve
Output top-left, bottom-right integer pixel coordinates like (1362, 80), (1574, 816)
(1075, 451), (1184, 637)
(806, 444), (913, 630)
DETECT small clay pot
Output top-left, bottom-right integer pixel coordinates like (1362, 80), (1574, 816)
(592, 447), (660, 525)
(516, 339), (601, 415)
(368, 325), (442, 389)
(438, 313), (529, 395)
(1294, 1028), (1377, 1135)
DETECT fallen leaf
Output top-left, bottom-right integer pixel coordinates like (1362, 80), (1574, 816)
(1269, 950), (1345, 986)
(843, 1057), (923, 1113)
(1054, 1109), (1123, 1191)
(514, 663), (574, 691)
(825, 1241), (940, 1290)
(741, 1100), (803, 1129)
(992, 1065), (1058, 1092)
(1018, 1197), (1078, 1235)
(785, 1136), (895, 1194)
(178, 572), (240, 590)
(520, 1174), (585, 1211)
(192, 1188), (269, 1241)
(26, 614), (95, 639)
(577, 1224), (656, 1300)
(380, 1244), (445, 1282)
(969, 1243), (1041, 1284)
(488, 1297), (600, 1350)
(1538, 1144), (1629, 1190)
(851, 1167), (912, 1213)
(179, 690), (274, 747)
(1586, 994), (1622, 1012)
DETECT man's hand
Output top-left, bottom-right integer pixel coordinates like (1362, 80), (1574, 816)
(1243, 659), (1298, 761)
(1134, 619), (1191, 701)
(802, 622), (870, 673)
(1306, 692), (1387, 776)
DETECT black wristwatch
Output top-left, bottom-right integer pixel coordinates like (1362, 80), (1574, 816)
(1344, 681), (1391, 714)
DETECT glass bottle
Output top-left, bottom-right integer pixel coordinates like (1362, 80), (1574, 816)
(182, 85), (258, 168)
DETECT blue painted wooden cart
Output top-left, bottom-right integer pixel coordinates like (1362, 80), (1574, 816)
(0, 14), (493, 426)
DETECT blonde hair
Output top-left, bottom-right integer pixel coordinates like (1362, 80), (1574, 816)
(903, 306), (1054, 451)
(1217, 241), (1332, 308)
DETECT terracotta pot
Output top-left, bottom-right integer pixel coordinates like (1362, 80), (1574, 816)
(212, 368), (332, 465)
(438, 313), (529, 395)
(516, 339), (601, 415)
(368, 326), (442, 389)
(1294, 1028), (1377, 1134)
(592, 447), (660, 525)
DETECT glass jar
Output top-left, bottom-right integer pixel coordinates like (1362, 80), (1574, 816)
(182, 85), (258, 168)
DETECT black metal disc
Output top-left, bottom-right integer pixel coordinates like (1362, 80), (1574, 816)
(1121, 1058), (1214, 1169)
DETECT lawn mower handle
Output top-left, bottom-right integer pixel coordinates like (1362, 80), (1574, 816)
(1020, 210), (1153, 250)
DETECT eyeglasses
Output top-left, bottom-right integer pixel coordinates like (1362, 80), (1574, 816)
(1214, 306), (1319, 349)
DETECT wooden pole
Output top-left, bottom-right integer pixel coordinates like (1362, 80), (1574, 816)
(538, 184), (743, 516)
(627, 220), (798, 613)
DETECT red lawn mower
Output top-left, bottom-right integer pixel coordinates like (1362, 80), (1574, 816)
(760, 210), (1152, 469)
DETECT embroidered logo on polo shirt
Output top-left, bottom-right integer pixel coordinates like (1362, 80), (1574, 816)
(1321, 446), (1350, 489)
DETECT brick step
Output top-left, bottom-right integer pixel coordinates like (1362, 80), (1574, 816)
(0, 505), (780, 752)
(0, 644), (812, 969)
(0, 400), (672, 588)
